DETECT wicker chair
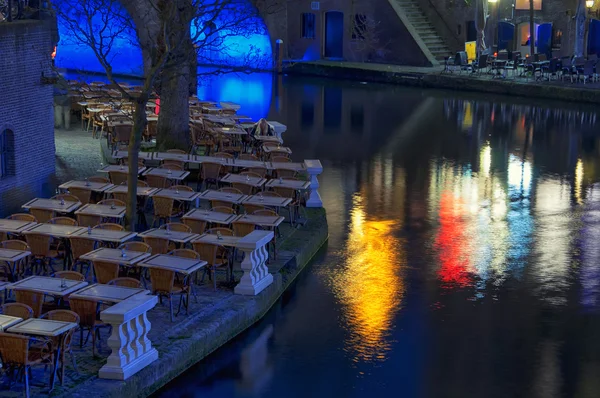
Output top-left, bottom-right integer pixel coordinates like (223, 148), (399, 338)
(245, 167), (267, 177)
(118, 242), (152, 253)
(88, 177), (110, 183)
(238, 154), (258, 161)
(219, 187), (243, 195)
(242, 203), (268, 214)
(49, 217), (78, 226)
(142, 236), (169, 255)
(24, 233), (59, 275)
(272, 184), (301, 226)
(51, 194), (80, 203)
(15, 290), (44, 318)
(40, 310), (80, 379)
(0, 240), (29, 250)
(191, 241), (228, 290)
(275, 169), (297, 179)
(68, 187), (92, 204)
(92, 261), (120, 284)
(0, 333), (52, 397)
(146, 175), (168, 189)
(77, 214), (102, 228)
(93, 223), (124, 231)
(162, 160), (185, 170)
(149, 268), (191, 322)
(182, 218), (206, 234)
(30, 209), (55, 224)
(0, 240), (30, 280)
(53, 271), (85, 281)
(152, 196), (174, 227)
(2, 302), (33, 320)
(231, 182), (255, 195)
(213, 152), (234, 159)
(206, 227), (234, 236)
(161, 223), (192, 233)
(107, 277), (143, 288)
(232, 221), (256, 238)
(198, 162), (222, 190)
(168, 185), (193, 217)
(8, 213), (37, 222)
(69, 237), (97, 276)
(69, 298), (108, 357)
(271, 156), (291, 163)
(108, 171), (128, 185)
(97, 199), (126, 207)
(210, 206), (236, 214)
(167, 149), (187, 154)
(168, 249), (200, 259)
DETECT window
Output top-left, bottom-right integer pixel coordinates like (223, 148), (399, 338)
(302, 13), (316, 39)
(0, 129), (15, 178)
(352, 14), (367, 40)
(515, 0), (541, 10)
(554, 29), (562, 48)
(457, 24), (462, 36)
(466, 21), (477, 42)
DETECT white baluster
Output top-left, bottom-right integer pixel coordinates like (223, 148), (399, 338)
(234, 231), (274, 296)
(304, 159), (323, 208)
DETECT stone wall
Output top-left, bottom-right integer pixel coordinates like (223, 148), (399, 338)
(0, 19), (57, 215)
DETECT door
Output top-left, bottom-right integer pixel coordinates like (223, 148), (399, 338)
(324, 11), (343, 59)
(497, 22), (515, 51)
(537, 23), (552, 57)
(588, 19), (600, 55)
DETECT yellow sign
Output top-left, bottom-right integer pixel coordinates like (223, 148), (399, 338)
(465, 41), (476, 62)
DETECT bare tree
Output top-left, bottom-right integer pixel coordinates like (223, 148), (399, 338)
(54, 0), (190, 230)
(575, 0), (586, 57)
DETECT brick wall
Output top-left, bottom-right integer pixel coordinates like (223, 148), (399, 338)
(0, 19), (57, 216)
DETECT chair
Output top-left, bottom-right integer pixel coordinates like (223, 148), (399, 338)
(470, 54), (488, 75)
(161, 223), (192, 233)
(30, 209), (55, 224)
(232, 221), (256, 238)
(1, 240), (30, 279)
(182, 216), (207, 235)
(198, 162), (222, 190)
(253, 209), (280, 259)
(142, 236), (170, 255)
(275, 168), (297, 179)
(53, 270), (85, 281)
(51, 194), (80, 203)
(92, 261), (119, 284)
(15, 290), (44, 318)
(93, 223), (124, 231)
(0, 333), (52, 398)
(271, 156), (291, 163)
(209, 206), (235, 215)
(245, 166), (267, 177)
(170, 185), (193, 192)
(69, 236), (97, 276)
(206, 227), (234, 236)
(69, 298), (108, 357)
(68, 187), (92, 204)
(77, 214), (103, 228)
(152, 196), (175, 227)
(243, 203), (269, 214)
(108, 171), (128, 185)
(8, 213), (37, 222)
(272, 184), (301, 225)
(238, 154), (258, 161)
(110, 124), (132, 151)
(25, 233), (59, 275)
(161, 163), (184, 171)
(0, 240), (29, 250)
(97, 199), (126, 207)
(88, 176), (110, 183)
(107, 277), (143, 288)
(149, 268), (191, 322)
(168, 249), (200, 259)
(121, 158), (146, 169)
(49, 217), (78, 226)
(145, 174), (169, 189)
(118, 241), (152, 253)
(40, 310), (80, 380)
(542, 58), (560, 80)
(192, 241), (229, 290)
(451, 51), (469, 73)
(2, 302), (33, 320)
(213, 152), (234, 159)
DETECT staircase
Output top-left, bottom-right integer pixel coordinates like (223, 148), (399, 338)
(389, 0), (451, 64)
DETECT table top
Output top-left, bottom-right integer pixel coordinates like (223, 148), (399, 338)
(10, 276), (88, 296)
(182, 209), (238, 224)
(69, 283), (147, 303)
(110, 151), (152, 160)
(265, 179), (311, 190)
(0, 249), (31, 262)
(105, 185), (160, 196)
(75, 203), (126, 218)
(220, 173), (266, 187)
(80, 248), (152, 265)
(23, 224), (86, 238)
(150, 152), (192, 162)
(59, 180), (114, 192)
(242, 195), (292, 207)
(143, 168), (190, 180)
(233, 214), (285, 228)
(22, 198), (81, 213)
(198, 190), (248, 204)
(138, 254), (207, 275)
(0, 219), (37, 234)
(0, 282), (13, 292)
(202, 115), (236, 125)
(262, 145), (292, 154)
(74, 228), (137, 243)
(138, 228), (199, 243)
(7, 318), (78, 337)
(151, 188), (200, 201)
(227, 159), (268, 169)
(270, 162), (306, 172)
(0, 315), (22, 331)
(98, 165), (147, 174)
(192, 233), (241, 247)
(219, 101), (241, 110)
(194, 156), (230, 165)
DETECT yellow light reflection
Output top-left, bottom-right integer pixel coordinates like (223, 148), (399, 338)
(575, 159), (584, 204)
(335, 194), (404, 363)
(480, 143), (491, 177)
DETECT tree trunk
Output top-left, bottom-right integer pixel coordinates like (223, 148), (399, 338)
(575, 0), (587, 57)
(529, 0), (535, 56)
(126, 100), (148, 231)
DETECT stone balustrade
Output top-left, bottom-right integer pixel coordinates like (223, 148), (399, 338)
(234, 230), (274, 296)
(304, 159), (323, 208)
(99, 293), (159, 380)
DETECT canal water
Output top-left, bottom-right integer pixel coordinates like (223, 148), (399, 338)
(153, 74), (600, 398)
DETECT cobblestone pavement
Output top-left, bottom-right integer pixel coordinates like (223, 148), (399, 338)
(54, 124), (104, 183)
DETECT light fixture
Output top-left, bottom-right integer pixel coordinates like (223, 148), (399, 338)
(587, 0), (594, 8)
(488, 0), (498, 3)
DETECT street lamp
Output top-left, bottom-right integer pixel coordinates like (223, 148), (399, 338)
(587, 0), (594, 8)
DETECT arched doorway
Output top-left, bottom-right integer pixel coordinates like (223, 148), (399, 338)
(324, 11), (344, 59)
(517, 21), (539, 55)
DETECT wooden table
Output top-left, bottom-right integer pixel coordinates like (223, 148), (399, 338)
(75, 203), (126, 219)
(143, 168), (190, 181)
(192, 233), (241, 247)
(198, 190), (247, 204)
(7, 318), (78, 390)
(105, 185), (159, 197)
(182, 209), (239, 225)
(262, 145), (292, 155)
(22, 198), (81, 213)
(0, 219), (37, 234)
(138, 254), (207, 275)
(23, 224), (86, 238)
(59, 180), (114, 192)
(138, 228), (198, 244)
(151, 188), (200, 201)
(69, 283), (147, 303)
(242, 195), (292, 208)
(0, 314), (22, 331)
(74, 228), (137, 243)
(269, 162), (306, 172)
(233, 214), (285, 228)
(220, 173), (266, 188)
(9, 276), (87, 296)
(80, 248), (152, 266)
(97, 165), (147, 174)
(265, 179), (311, 190)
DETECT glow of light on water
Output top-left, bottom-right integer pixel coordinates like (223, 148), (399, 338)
(575, 159), (584, 204)
(480, 143), (491, 177)
(507, 154), (532, 197)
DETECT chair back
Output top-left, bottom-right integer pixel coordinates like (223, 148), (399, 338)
(210, 200), (235, 209)
(454, 51), (468, 66)
(49, 217), (78, 226)
(8, 213), (36, 222)
(231, 182), (254, 195)
(0, 333), (29, 366)
(30, 209), (55, 223)
(149, 268), (175, 295)
(69, 187), (92, 204)
(107, 277), (143, 288)
(201, 162), (222, 181)
(161, 163), (184, 171)
(52, 194), (79, 202)
(2, 303), (33, 320)
(69, 237), (97, 260)
(146, 175), (168, 188)
(41, 309), (80, 323)
(247, 167), (267, 177)
(253, 209), (278, 217)
(77, 214), (103, 228)
(25, 233), (52, 257)
(161, 223), (192, 233)
(168, 249), (200, 259)
(272, 185), (296, 199)
(232, 222), (257, 237)
(245, 204), (268, 214)
(98, 199), (126, 207)
(118, 241), (152, 253)
(111, 191), (128, 203)
(213, 152), (234, 159)
(93, 223), (124, 231)
(182, 218), (207, 234)
(271, 156), (291, 163)
(69, 298), (100, 328)
(88, 176), (110, 183)
(142, 236), (170, 254)
(93, 261), (119, 284)
(109, 171), (128, 185)
(238, 154), (258, 161)
(54, 271), (85, 281)
(170, 185), (193, 192)
(191, 242), (219, 267)
(206, 227), (234, 236)
(114, 124), (132, 143)
(275, 169), (297, 179)
(14, 290), (44, 318)
(153, 196), (174, 218)
(211, 206), (236, 214)
(0, 240), (29, 250)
